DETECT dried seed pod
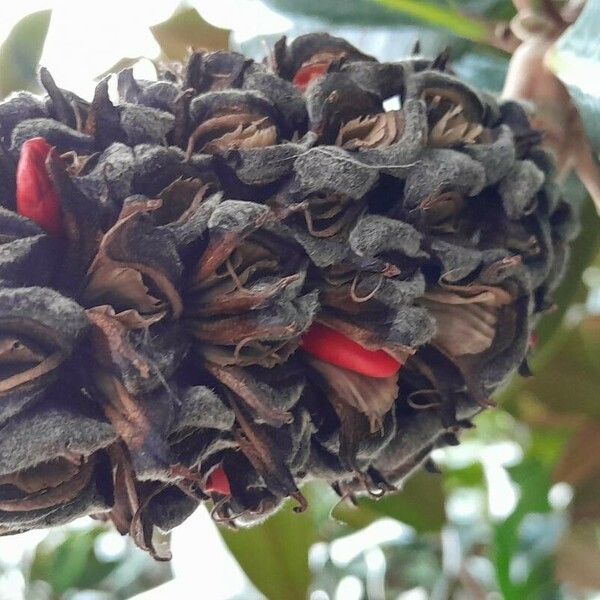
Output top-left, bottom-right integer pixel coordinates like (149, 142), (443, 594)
(272, 33), (376, 83)
(40, 67), (82, 131)
(242, 64), (308, 137)
(188, 199), (318, 368)
(83, 195), (184, 318)
(0, 34), (575, 552)
(0, 234), (59, 287)
(0, 93), (48, 141)
(338, 61), (406, 101)
(221, 133), (316, 187)
(11, 118), (96, 155)
(0, 207), (61, 286)
(120, 104), (175, 146)
(185, 51), (249, 93)
(189, 91), (280, 156)
(131, 144), (214, 197)
(0, 286), (89, 422)
(305, 72), (382, 141)
(85, 78), (127, 148)
(0, 388), (116, 533)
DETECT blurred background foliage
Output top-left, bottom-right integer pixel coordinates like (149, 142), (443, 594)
(0, 1), (599, 599)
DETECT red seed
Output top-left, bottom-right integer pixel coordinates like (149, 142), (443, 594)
(204, 465), (231, 496)
(16, 137), (63, 237)
(292, 62), (330, 92)
(300, 322), (402, 378)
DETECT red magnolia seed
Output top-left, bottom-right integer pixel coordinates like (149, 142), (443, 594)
(300, 322), (402, 378)
(292, 62), (331, 92)
(204, 465), (231, 496)
(16, 137), (64, 236)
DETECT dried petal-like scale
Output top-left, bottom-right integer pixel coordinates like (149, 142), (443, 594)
(0, 287), (89, 423)
(188, 90), (280, 157)
(84, 195), (183, 318)
(0, 32), (576, 549)
(0, 93), (48, 142)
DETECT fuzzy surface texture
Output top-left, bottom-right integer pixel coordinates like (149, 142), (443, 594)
(0, 33), (577, 558)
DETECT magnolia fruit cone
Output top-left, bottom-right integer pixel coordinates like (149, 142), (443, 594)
(0, 32), (576, 558)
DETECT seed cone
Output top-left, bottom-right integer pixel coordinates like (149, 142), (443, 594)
(0, 33), (576, 557)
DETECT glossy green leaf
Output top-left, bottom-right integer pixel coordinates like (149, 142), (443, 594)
(360, 471), (446, 532)
(507, 460), (552, 516)
(219, 499), (319, 600)
(0, 10), (52, 99)
(528, 426), (574, 469)
(29, 527), (120, 595)
(369, 0), (488, 42)
(265, 0), (436, 26)
(523, 325), (600, 420)
(547, 0), (600, 153)
(453, 51), (510, 93)
(264, 0), (514, 31)
(335, 471), (446, 534)
(493, 460), (555, 600)
(443, 462), (485, 491)
(150, 5), (230, 62)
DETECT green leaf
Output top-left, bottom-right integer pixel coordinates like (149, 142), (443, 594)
(264, 0), (513, 28)
(29, 527), (119, 595)
(546, 0), (600, 153)
(219, 499), (319, 600)
(493, 459), (554, 600)
(444, 462), (485, 490)
(265, 0), (434, 26)
(453, 51), (510, 93)
(369, 0), (488, 42)
(335, 471), (446, 533)
(263, 0), (514, 46)
(528, 426), (574, 469)
(220, 475), (443, 598)
(150, 5), (230, 62)
(0, 10), (52, 99)
(523, 327), (600, 420)
(506, 460), (552, 516)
